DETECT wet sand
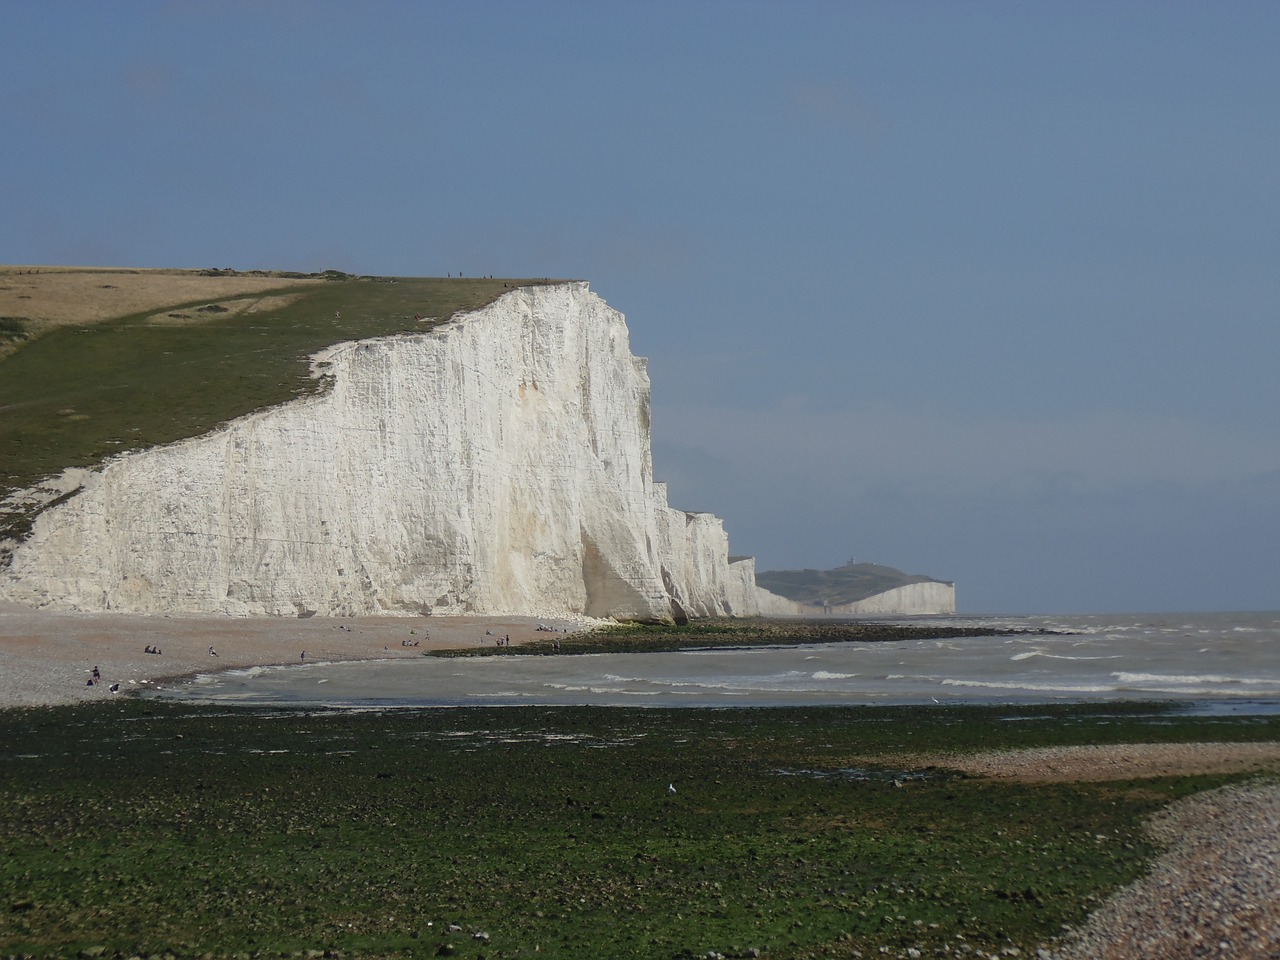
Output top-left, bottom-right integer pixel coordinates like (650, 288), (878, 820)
(0, 603), (584, 709)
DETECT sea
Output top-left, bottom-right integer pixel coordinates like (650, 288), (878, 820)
(151, 611), (1280, 715)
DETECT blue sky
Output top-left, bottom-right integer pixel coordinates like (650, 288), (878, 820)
(3, 1), (1278, 613)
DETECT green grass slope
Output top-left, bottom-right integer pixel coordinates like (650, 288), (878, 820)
(756, 561), (950, 607)
(0, 270), (565, 544)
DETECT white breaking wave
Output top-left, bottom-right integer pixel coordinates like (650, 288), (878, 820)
(942, 678), (1117, 694)
(541, 683), (663, 696)
(1112, 672), (1275, 687)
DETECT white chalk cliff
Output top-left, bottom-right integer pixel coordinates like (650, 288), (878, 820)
(0, 283), (758, 620)
(754, 582), (956, 617)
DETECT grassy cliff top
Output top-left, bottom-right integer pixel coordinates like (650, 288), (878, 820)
(0, 266), (567, 540)
(756, 560), (951, 606)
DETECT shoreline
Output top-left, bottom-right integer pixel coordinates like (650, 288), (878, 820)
(6, 606), (1280, 715)
(0, 604), (586, 710)
(3, 607), (1279, 958)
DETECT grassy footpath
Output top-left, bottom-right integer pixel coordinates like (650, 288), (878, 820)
(2, 701), (1276, 960)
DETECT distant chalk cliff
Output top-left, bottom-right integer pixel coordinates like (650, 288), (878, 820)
(754, 561), (956, 616)
(0, 283), (756, 620)
(755, 581), (956, 617)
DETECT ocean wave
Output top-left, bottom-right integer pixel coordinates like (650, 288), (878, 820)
(543, 682), (628, 693)
(811, 671), (858, 680)
(1112, 672), (1274, 686)
(223, 665), (269, 678)
(942, 678), (1117, 694)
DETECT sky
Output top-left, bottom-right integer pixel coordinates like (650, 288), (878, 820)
(3, 1), (1278, 614)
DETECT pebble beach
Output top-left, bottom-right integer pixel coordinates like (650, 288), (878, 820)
(1045, 780), (1280, 960)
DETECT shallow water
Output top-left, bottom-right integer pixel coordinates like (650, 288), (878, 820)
(151, 611), (1280, 712)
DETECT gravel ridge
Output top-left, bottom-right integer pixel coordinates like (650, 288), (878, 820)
(925, 741), (1280, 783)
(1042, 779), (1280, 959)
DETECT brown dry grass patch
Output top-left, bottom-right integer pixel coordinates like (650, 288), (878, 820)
(0, 266), (321, 356)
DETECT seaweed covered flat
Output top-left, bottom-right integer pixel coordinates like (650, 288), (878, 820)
(2, 700), (1276, 959)
(430, 617), (1063, 658)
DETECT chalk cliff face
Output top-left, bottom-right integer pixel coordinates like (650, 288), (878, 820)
(754, 582), (956, 617)
(0, 283), (757, 620)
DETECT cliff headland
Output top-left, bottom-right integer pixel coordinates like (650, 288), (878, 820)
(1, 270), (754, 622)
(756, 560), (955, 616)
(2, 267), (954, 624)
